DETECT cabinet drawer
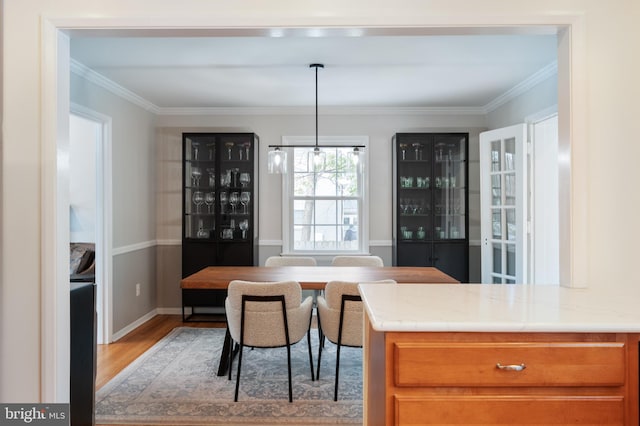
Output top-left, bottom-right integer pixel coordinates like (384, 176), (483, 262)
(394, 395), (624, 425)
(394, 342), (625, 387)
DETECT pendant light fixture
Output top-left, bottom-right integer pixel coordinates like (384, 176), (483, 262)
(267, 63), (365, 174)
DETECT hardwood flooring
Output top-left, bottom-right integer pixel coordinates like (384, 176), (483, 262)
(96, 314), (223, 390)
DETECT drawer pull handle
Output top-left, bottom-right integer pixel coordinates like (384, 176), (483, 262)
(496, 363), (526, 371)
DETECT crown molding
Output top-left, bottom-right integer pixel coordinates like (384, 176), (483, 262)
(156, 105), (486, 116)
(71, 59), (557, 117)
(70, 59), (161, 114)
(482, 60), (558, 113)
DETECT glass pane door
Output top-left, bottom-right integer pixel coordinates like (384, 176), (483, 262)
(433, 135), (466, 240)
(480, 124), (527, 284)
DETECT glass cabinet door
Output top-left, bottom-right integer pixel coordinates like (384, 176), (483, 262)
(433, 134), (466, 240)
(218, 135), (254, 242)
(184, 135), (217, 239)
(397, 136), (432, 241)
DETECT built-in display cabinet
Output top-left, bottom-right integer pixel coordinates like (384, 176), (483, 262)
(392, 133), (469, 282)
(182, 133), (259, 321)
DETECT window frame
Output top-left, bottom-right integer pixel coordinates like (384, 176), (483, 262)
(281, 135), (369, 255)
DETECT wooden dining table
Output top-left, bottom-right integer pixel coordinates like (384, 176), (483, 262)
(180, 265), (459, 376)
(180, 265), (459, 290)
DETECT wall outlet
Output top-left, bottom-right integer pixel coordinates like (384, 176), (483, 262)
(136, 283), (141, 297)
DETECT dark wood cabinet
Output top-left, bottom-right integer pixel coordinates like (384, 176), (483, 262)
(392, 133), (469, 282)
(181, 133), (259, 320)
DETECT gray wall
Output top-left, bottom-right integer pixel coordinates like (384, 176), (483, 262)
(71, 72), (158, 335)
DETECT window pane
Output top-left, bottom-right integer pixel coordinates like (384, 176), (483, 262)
(506, 243), (516, 277)
(506, 208), (516, 241)
(493, 243), (502, 273)
(491, 174), (501, 206)
(288, 141), (365, 253)
(491, 140), (501, 172)
(293, 173), (314, 196)
(492, 209), (502, 239)
(505, 173), (516, 205)
(504, 137), (515, 171)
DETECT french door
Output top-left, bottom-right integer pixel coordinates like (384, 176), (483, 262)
(480, 124), (528, 284)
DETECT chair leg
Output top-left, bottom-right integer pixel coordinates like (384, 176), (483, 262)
(286, 342), (293, 403)
(316, 332), (324, 380)
(306, 328), (315, 381)
(234, 345), (243, 402)
(334, 342), (341, 401)
(228, 339), (233, 381)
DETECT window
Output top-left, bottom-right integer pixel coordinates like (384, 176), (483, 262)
(282, 136), (368, 254)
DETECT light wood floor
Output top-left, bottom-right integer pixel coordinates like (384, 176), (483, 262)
(96, 314), (223, 390)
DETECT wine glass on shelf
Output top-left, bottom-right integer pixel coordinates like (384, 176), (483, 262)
(240, 191), (250, 214)
(239, 172), (250, 187)
(219, 191), (228, 214)
(204, 192), (214, 213)
(191, 167), (201, 187)
(229, 192), (239, 214)
(192, 191), (204, 213)
(206, 168), (215, 188)
(239, 219), (249, 239)
(225, 142), (234, 160)
(244, 143), (251, 161)
(192, 142), (199, 160)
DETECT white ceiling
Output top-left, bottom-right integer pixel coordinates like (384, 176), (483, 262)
(70, 33), (558, 110)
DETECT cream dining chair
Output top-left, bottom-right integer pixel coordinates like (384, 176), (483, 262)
(224, 280), (315, 402)
(330, 255), (384, 267)
(265, 256), (317, 267)
(316, 279), (396, 400)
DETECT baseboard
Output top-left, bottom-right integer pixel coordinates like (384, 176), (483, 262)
(111, 309), (158, 342)
(156, 307), (183, 316)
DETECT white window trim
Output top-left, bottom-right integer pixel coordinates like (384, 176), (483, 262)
(281, 135), (369, 255)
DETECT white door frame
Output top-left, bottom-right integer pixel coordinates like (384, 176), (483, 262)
(40, 13), (586, 402)
(70, 103), (114, 345)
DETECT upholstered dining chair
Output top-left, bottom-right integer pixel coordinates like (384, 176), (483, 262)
(224, 280), (315, 402)
(330, 255), (384, 267)
(265, 256), (317, 266)
(316, 279), (396, 400)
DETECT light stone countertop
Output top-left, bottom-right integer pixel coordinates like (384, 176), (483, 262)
(358, 283), (640, 333)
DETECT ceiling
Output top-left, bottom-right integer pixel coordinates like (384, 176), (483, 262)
(70, 33), (558, 110)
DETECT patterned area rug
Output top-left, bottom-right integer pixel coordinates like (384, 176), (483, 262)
(96, 327), (363, 425)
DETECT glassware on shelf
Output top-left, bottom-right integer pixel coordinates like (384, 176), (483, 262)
(240, 191), (250, 214)
(191, 167), (201, 187)
(229, 192), (239, 214)
(231, 168), (240, 187)
(204, 192), (214, 213)
(207, 168), (215, 187)
(244, 143), (251, 161)
(207, 143), (215, 161)
(196, 219), (208, 238)
(399, 143), (407, 160)
(225, 142), (234, 160)
(239, 219), (249, 239)
(192, 191), (204, 213)
(219, 191), (228, 214)
(416, 227), (426, 239)
(239, 172), (250, 187)
(192, 142), (200, 161)
(412, 143), (422, 160)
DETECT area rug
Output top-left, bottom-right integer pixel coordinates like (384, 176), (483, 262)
(95, 327), (363, 425)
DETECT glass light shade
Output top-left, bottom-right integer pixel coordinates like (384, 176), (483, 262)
(267, 148), (287, 174)
(307, 148), (326, 172)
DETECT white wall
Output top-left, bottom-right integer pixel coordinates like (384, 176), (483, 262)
(69, 114), (97, 243)
(2, 0), (640, 403)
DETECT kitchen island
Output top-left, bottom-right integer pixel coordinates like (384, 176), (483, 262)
(359, 283), (640, 425)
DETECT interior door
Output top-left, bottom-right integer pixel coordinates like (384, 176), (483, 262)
(480, 124), (528, 284)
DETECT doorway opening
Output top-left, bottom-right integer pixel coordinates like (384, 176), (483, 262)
(70, 105), (113, 344)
